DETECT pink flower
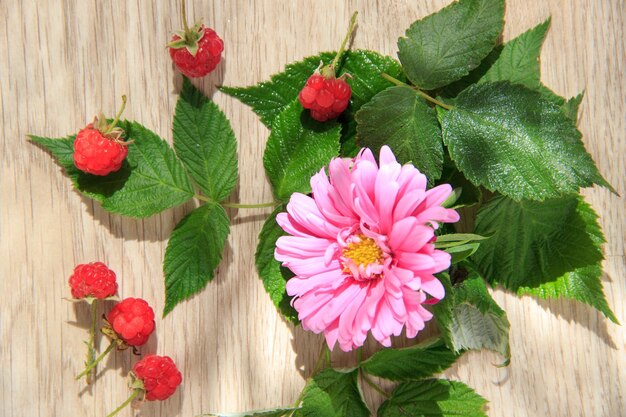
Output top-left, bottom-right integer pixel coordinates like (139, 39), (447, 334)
(275, 146), (460, 351)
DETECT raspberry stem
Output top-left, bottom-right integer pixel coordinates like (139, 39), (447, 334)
(194, 193), (277, 208)
(381, 73), (453, 110)
(331, 12), (358, 72)
(106, 388), (141, 417)
(84, 300), (98, 384)
(181, 0), (190, 34)
(104, 95), (127, 135)
(75, 341), (115, 380)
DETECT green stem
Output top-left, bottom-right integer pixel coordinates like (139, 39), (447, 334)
(85, 300), (98, 384)
(290, 344), (329, 411)
(221, 201), (277, 209)
(181, 0), (190, 33)
(75, 341), (115, 380)
(361, 372), (390, 399)
(381, 73), (453, 110)
(331, 11), (358, 71)
(106, 389), (141, 417)
(104, 95), (127, 134)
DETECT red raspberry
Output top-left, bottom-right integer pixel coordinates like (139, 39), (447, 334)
(132, 355), (182, 401)
(68, 262), (118, 299)
(299, 73), (352, 122)
(169, 25), (223, 78)
(107, 298), (155, 347)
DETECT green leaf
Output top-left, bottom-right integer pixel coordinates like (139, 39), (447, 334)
(29, 135), (131, 202)
(163, 203), (229, 316)
(202, 407), (299, 417)
(355, 86), (444, 180)
(31, 122), (195, 217)
(263, 102), (340, 201)
(294, 369), (369, 417)
(478, 19), (551, 90)
(255, 205), (298, 322)
(434, 273), (510, 359)
(361, 339), (459, 381)
(562, 91), (585, 123)
(473, 195), (603, 290)
(437, 155), (482, 208)
(442, 82), (612, 200)
(516, 198), (618, 323)
(377, 379), (488, 417)
(397, 0), (504, 90)
(446, 243), (481, 264)
(222, 50), (404, 128)
(174, 78), (238, 202)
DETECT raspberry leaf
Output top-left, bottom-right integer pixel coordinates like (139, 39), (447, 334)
(100, 121), (195, 217)
(377, 379), (488, 417)
(516, 198), (618, 323)
(397, 0), (504, 90)
(263, 102), (340, 201)
(174, 77), (238, 202)
(294, 369), (369, 417)
(442, 82), (613, 200)
(255, 205), (298, 322)
(433, 272), (510, 360)
(163, 202), (229, 316)
(472, 195), (604, 291)
(355, 86), (444, 180)
(360, 339), (460, 381)
(221, 50), (404, 128)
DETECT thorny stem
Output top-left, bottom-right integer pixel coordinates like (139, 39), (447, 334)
(75, 341), (115, 380)
(181, 0), (190, 33)
(381, 73), (453, 110)
(104, 95), (127, 135)
(331, 12), (359, 71)
(84, 300), (98, 384)
(106, 389), (141, 417)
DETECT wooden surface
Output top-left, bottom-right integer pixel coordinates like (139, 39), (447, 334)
(1, 1), (624, 416)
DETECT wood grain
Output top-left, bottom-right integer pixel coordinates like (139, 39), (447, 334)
(1, 1), (623, 416)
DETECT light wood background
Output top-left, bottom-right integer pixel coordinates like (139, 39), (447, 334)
(1, 1), (624, 416)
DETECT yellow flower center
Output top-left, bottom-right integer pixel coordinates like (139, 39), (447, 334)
(342, 234), (384, 269)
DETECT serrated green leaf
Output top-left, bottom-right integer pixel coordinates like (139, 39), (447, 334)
(263, 102), (340, 201)
(442, 82), (612, 200)
(294, 369), (369, 417)
(174, 78), (238, 202)
(255, 205), (298, 322)
(562, 91), (585, 123)
(163, 203), (229, 315)
(433, 273), (510, 359)
(397, 0), (504, 90)
(361, 339), (459, 381)
(355, 86), (444, 179)
(436, 154), (482, 208)
(222, 50), (404, 128)
(377, 379), (488, 417)
(202, 407), (299, 417)
(516, 198), (618, 323)
(473, 195), (603, 291)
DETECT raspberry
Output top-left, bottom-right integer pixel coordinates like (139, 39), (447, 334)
(106, 298), (155, 347)
(73, 95), (129, 176)
(299, 73), (352, 122)
(169, 25), (224, 78)
(68, 262), (118, 299)
(132, 355), (182, 401)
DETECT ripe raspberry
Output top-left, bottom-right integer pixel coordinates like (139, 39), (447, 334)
(73, 95), (129, 176)
(132, 355), (182, 401)
(106, 297), (155, 347)
(68, 262), (118, 299)
(299, 73), (352, 122)
(169, 25), (224, 78)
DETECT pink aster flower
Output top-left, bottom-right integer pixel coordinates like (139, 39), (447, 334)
(275, 146), (460, 351)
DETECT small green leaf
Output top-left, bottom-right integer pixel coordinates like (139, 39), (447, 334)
(562, 91), (585, 123)
(255, 206), (298, 322)
(437, 155), (482, 208)
(442, 82), (612, 200)
(263, 102), (340, 201)
(447, 243), (481, 264)
(355, 86), (444, 180)
(201, 407), (299, 417)
(397, 0), (504, 90)
(377, 379), (488, 417)
(222, 50), (404, 128)
(163, 203), (229, 316)
(516, 198), (618, 323)
(434, 272), (510, 359)
(473, 195), (603, 290)
(361, 339), (459, 381)
(294, 369), (369, 417)
(174, 78), (238, 202)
